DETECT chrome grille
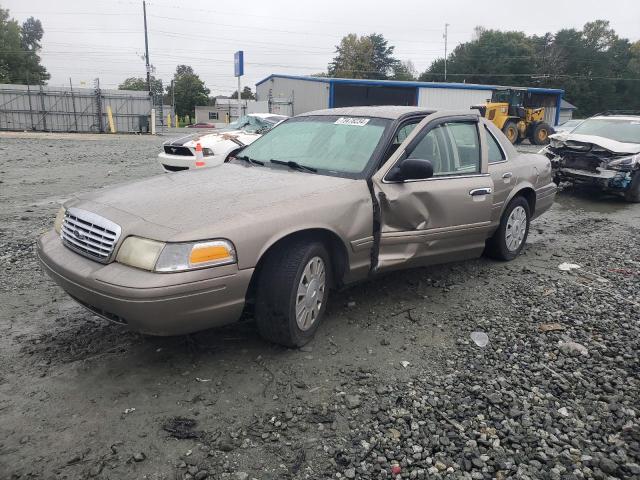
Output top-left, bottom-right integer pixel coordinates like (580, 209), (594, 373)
(60, 207), (122, 263)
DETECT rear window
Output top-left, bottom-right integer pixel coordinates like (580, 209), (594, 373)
(571, 118), (640, 144)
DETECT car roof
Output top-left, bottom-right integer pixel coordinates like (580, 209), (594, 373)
(298, 106), (436, 120)
(589, 115), (640, 121)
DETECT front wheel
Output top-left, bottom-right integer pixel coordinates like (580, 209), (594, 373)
(502, 121), (519, 144)
(530, 122), (552, 145)
(485, 196), (531, 261)
(255, 240), (331, 347)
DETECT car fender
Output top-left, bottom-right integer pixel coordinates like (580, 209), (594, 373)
(501, 180), (537, 217)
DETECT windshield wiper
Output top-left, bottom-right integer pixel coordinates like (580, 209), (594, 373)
(270, 159), (317, 173)
(235, 155), (264, 166)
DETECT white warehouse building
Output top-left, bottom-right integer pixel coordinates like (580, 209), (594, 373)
(255, 74), (565, 126)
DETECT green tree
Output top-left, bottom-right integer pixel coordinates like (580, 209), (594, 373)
(230, 86), (255, 99)
(328, 33), (400, 79)
(391, 60), (416, 81)
(171, 65), (210, 117)
(418, 21), (640, 116)
(0, 8), (49, 84)
(118, 76), (163, 97)
(419, 28), (534, 86)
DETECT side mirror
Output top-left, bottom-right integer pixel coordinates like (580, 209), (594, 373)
(387, 158), (434, 182)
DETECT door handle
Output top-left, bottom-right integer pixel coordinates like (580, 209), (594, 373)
(469, 187), (492, 196)
(502, 172), (513, 179)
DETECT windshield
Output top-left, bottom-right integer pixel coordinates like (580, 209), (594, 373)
(220, 115), (274, 133)
(238, 115), (390, 177)
(571, 118), (640, 144)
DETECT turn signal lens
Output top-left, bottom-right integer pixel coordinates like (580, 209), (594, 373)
(54, 207), (66, 234)
(189, 242), (233, 264)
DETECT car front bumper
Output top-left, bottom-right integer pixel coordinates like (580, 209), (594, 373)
(37, 230), (253, 336)
(158, 152), (225, 172)
(554, 167), (633, 190)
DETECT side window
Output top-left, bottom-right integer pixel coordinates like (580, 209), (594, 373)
(485, 127), (506, 163)
(407, 121), (480, 176)
(380, 119), (421, 166)
(444, 122), (480, 173)
(395, 123), (418, 143)
(406, 126), (446, 175)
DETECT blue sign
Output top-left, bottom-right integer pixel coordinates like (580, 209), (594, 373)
(234, 50), (244, 77)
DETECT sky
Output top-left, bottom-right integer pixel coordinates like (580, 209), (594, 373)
(4, 0), (640, 95)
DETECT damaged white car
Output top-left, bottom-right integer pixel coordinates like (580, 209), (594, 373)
(543, 112), (640, 202)
(158, 113), (288, 172)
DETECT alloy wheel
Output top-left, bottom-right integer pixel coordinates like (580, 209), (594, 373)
(295, 256), (326, 331)
(505, 206), (527, 251)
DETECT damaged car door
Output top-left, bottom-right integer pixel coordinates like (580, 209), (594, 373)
(372, 113), (494, 271)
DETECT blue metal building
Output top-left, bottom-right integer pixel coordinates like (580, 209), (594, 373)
(255, 74), (564, 126)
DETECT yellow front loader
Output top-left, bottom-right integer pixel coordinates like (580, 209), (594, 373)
(474, 88), (553, 145)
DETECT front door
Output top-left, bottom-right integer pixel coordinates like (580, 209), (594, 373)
(372, 113), (494, 271)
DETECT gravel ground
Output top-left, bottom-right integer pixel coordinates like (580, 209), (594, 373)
(0, 132), (638, 480)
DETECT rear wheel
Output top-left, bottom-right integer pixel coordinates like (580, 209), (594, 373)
(624, 171), (640, 203)
(255, 240), (330, 347)
(502, 121), (518, 144)
(530, 122), (552, 145)
(485, 196), (531, 261)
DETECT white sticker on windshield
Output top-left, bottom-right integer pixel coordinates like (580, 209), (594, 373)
(334, 117), (370, 126)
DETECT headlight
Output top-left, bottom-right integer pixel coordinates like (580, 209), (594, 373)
(202, 148), (214, 157)
(116, 237), (236, 272)
(155, 240), (236, 272)
(116, 237), (165, 270)
(54, 207), (66, 234)
(607, 154), (639, 171)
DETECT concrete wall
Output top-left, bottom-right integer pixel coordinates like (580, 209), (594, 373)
(256, 77), (329, 115)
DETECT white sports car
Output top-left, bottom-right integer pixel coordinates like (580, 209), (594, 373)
(158, 113), (289, 172)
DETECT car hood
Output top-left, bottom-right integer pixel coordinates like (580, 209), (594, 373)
(68, 163), (361, 241)
(165, 130), (259, 148)
(549, 132), (640, 155)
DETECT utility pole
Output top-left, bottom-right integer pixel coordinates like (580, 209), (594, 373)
(443, 23), (449, 81)
(171, 79), (175, 113)
(142, 1), (151, 97)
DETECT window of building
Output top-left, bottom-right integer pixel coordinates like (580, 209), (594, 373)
(208, 112), (218, 120)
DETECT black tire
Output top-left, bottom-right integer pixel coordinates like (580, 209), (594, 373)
(502, 120), (518, 144)
(485, 196), (531, 261)
(530, 122), (551, 145)
(624, 171), (640, 203)
(255, 239), (331, 347)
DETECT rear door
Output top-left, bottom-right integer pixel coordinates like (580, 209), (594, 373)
(372, 113), (494, 271)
